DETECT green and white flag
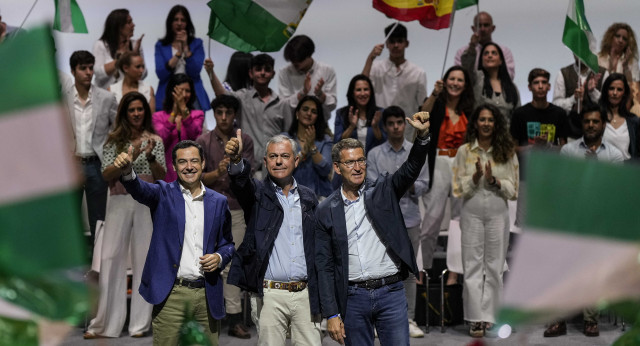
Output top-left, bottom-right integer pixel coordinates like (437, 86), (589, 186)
(455, 0), (478, 11)
(53, 0), (88, 33)
(562, 0), (599, 72)
(0, 26), (89, 344)
(207, 0), (312, 52)
(499, 152), (640, 328)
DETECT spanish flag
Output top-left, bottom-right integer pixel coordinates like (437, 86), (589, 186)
(372, 0), (455, 30)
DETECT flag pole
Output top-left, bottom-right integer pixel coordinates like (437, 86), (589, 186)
(16, 0), (39, 34)
(207, 37), (214, 82)
(383, 21), (400, 42)
(441, 4), (457, 78)
(577, 57), (582, 114)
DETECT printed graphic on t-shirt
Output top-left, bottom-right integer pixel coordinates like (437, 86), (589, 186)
(527, 122), (556, 144)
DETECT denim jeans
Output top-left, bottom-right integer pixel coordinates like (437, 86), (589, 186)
(81, 159), (108, 241)
(343, 280), (409, 346)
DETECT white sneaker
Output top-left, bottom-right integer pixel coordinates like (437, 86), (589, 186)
(409, 319), (424, 338)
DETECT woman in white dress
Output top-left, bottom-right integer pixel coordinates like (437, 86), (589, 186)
(451, 103), (518, 337)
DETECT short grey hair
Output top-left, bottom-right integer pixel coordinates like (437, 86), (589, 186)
(331, 138), (364, 162)
(264, 134), (299, 157)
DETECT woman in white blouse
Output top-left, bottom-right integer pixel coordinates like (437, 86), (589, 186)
(599, 73), (640, 161)
(109, 51), (155, 111)
(451, 103), (518, 337)
(93, 8), (146, 89)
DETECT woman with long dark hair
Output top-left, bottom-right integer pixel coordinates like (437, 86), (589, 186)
(93, 9), (146, 89)
(152, 73), (204, 182)
(419, 65), (475, 285)
(462, 42), (520, 122)
(334, 74), (385, 153)
(155, 5), (209, 112)
(599, 73), (640, 161)
(286, 95), (332, 198)
(452, 103), (518, 337)
(85, 92), (165, 339)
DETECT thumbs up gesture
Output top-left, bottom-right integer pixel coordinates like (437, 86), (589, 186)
(114, 145), (135, 175)
(225, 129), (244, 164)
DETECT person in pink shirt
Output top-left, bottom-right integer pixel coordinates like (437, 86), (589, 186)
(153, 73), (204, 181)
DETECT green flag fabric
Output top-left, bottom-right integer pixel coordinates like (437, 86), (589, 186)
(53, 0), (88, 34)
(0, 25), (89, 343)
(207, 0), (313, 52)
(455, 0), (478, 10)
(562, 0), (599, 72)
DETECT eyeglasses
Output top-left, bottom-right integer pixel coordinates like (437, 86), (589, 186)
(338, 158), (367, 168)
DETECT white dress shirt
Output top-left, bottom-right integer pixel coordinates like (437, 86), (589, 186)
(73, 86), (95, 157)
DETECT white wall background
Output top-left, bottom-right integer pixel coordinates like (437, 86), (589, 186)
(2, 0), (640, 128)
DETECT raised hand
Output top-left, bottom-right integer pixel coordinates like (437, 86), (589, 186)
(433, 79), (444, 97)
(114, 145), (135, 175)
(133, 34), (144, 53)
(204, 58), (214, 77)
(371, 110), (382, 127)
(314, 78), (325, 97)
(348, 106), (358, 127)
(303, 72), (311, 95)
(406, 111), (431, 137)
(225, 129), (244, 163)
(368, 43), (384, 60)
(142, 138), (156, 158)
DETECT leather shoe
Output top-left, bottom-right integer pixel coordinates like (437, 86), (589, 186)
(83, 332), (105, 339)
(228, 323), (251, 339)
(584, 321), (599, 337)
(543, 321), (566, 337)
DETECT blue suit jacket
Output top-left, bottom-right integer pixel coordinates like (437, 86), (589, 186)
(227, 160), (321, 315)
(315, 136), (430, 318)
(122, 176), (234, 319)
(154, 38), (210, 112)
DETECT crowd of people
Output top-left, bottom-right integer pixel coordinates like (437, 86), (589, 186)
(6, 3), (636, 345)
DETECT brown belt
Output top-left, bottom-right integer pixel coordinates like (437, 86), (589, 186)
(438, 148), (458, 157)
(263, 280), (308, 292)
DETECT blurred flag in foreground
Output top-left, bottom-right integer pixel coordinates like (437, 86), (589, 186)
(207, 0), (312, 52)
(499, 152), (640, 343)
(53, 0), (88, 33)
(372, 0), (459, 30)
(562, 0), (599, 72)
(0, 25), (88, 345)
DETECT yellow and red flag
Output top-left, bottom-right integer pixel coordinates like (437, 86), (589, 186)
(373, 0), (455, 30)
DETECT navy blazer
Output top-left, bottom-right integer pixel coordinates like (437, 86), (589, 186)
(122, 176), (234, 319)
(315, 136), (430, 318)
(227, 160), (321, 315)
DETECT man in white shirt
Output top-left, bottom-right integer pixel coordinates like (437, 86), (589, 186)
(362, 23), (427, 141)
(113, 140), (235, 345)
(453, 11), (515, 80)
(278, 35), (337, 123)
(64, 51), (117, 245)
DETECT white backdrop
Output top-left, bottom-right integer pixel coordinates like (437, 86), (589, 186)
(2, 0), (639, 129)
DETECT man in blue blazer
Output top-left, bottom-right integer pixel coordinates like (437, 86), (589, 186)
(114, 140), (234, 345)
(225, 131), (322, 345)
(315, 112), (430, 346)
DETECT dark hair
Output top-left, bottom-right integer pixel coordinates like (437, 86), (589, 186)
(345, 74), (378, 126)
(210, 94), (240, 114)
(581, 104), (607, 124)
(439, 65), (475, 116)
(115, 51), (142, 72)
(600, 73), (633, 119)
(160, 5), (195, 46)
(331, 138), (364, 162)
(224, 51), (253, 91)
(381, 105), (405, 125)
(162, 73), (196, 112)
(69, 50), (95, 71)
(284, 35), (314, 63)
(107, 92), (155, 152)
(478, 42), (519, 108)
(528, 68), (550, 85)
(384, 23), (407, 40)
(99, 9), (131, 59)
(251, 53), (275, 70)
(171, 140), (203, 165)
(288, 95), (327, 141)
(464, 103), (515, 164)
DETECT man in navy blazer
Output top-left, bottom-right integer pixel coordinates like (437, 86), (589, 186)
(114, 140), (234, 345)
(226, 132), (322, 345)
(315, 112), (431, 346)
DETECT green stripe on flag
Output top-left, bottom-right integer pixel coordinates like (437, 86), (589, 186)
(207, 0), (308, 52)
(0, 26), (59, 114)
(526, 152), (640, 242)
(455, 0), (478, 10)
(0, 316), (38, 346)
(562, 16), (599, 72)
(0, 189), (88, 321)
(53, 0), (88, 34)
